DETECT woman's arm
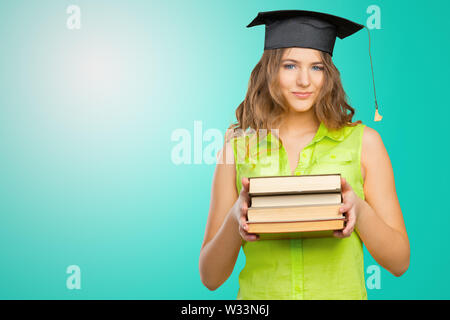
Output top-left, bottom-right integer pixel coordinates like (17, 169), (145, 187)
(356, 126), (410, 277)
(199, 141), (255, 291)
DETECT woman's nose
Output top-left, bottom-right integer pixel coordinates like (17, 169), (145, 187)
(296, 69), (310, 87)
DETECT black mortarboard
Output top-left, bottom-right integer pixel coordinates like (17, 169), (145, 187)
(246, 10), (364, 56)
(247, 10), (383, 121)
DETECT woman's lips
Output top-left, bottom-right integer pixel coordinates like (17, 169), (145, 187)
(292, 92), (312, 99)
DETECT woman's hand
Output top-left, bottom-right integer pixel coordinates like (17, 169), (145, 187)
(232, 177), (259, 241)
(333, 176), (361, 238)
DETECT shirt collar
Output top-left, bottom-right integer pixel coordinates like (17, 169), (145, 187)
(312, 121), (346, 143)
(266, 120), (346, 146)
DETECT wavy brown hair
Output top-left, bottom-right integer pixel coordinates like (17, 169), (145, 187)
(225, 47), (362, 142)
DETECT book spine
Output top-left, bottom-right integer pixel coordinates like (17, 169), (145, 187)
(247, 216), (345, 223)
(249, 188), (341, 196)
(247, 204), (342, 222)
(247, 219), (345, 234)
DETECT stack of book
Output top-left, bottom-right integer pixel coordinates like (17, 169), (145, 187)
(247, 173), (345, 240)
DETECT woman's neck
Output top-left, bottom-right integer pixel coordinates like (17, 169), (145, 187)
(278, 109), (320, 139)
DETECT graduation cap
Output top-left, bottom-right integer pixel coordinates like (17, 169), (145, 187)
(247, 10), (382, 122)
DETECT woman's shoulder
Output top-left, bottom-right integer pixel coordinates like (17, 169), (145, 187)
(361, 125), (383, 148)
(341, 122), (376, 140)
(360, 124), (388, 179)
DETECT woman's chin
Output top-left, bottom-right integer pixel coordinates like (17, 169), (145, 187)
(288, 103), (314, 113)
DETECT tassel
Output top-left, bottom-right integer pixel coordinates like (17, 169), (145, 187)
(365, 26), (383, 122)
(374, 109), (382, 121)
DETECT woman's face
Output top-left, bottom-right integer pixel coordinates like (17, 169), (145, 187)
(278, 47), (325, 113)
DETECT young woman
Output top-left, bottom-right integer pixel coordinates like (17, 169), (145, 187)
(199, 10), (410, 299)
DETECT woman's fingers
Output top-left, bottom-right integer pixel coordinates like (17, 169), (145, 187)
(342, 209), (356, 236)
(241, 200), (248, 219)
(240, 214), (247, 231)
(341, 176), (348, 190)
(239, 225), (259, 241)
(334, 210), (355, 238)
(333, 230), (345, 238)
(334, 205), (356, 238)
(238, 196), (259, 241)
(242, 177), (250, 192)
(337, 176), (358, 238)
(340, 202), (351, 214)
(238, 214), (259, 241)
(240, 177), (251, 204)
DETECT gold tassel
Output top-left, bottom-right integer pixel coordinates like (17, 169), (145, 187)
(374, 109), (382, 121)
(365, 26), (383, 123)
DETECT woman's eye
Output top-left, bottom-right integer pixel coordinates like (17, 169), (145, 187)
(283, 64), (295, 70)
(312, 65), (324, 71)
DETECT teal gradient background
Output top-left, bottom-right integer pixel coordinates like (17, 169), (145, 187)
(0, 0), (449, 299)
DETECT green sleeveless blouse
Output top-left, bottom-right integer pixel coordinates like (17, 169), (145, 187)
(230, 121), (367, 300)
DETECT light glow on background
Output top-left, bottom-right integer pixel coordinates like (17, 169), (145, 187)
(0, 0), (449, 299)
